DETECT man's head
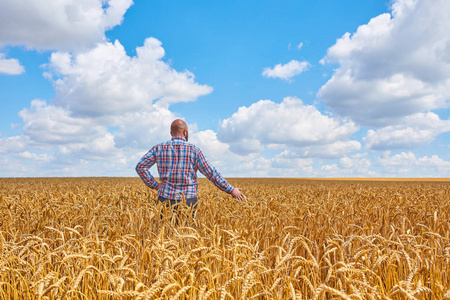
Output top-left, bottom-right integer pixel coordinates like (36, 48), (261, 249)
(170, 119), (188, 141)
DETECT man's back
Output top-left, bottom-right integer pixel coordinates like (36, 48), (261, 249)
(136, 135), (233, 200)
(150, 136), (201, 199)
(136, 119), (244, 202)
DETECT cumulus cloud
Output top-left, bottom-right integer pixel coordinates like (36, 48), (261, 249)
(262, 60), (310, 81)
(273, 152), (372, 177)
(364, 112), (450, 150)
(271, 155), (313, 170)
(192, 129), (363, 177)
(6, 37), (211, 154)
(319, 157), (377, 177)
(17, 151), (51, 162)
(191, 129), (231, 163)
(46, 38), (213, 117)
(318, 0), (450, 126)
(0, 53), (24, 75)
(0, 37), (213, 176)
(0, 136), (29, 154)
(277, 140), (361, 159)
(338, 156), (371, 171)
(113, 109), (175, 150)
(18, 99), (107, 145)
(21, 38), (211, 150)
(190, 129), (272, 177)
(378, 151), (450, 175)
(56, 133), (123, 161)
(217, 97), (358, 155)
(0, 0), (133, 51)
(0, 156), (28, 177)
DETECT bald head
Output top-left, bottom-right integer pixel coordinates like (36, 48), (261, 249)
(170, 119), (189, 141)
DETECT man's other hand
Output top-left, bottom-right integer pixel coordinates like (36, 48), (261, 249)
(231, 187), (245, 201)
(156, 177), (167, 190)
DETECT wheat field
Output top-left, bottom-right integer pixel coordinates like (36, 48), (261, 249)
(0, 177), (449, 299)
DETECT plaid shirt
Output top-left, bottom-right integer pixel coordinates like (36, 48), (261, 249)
(136, 136), (234, 200)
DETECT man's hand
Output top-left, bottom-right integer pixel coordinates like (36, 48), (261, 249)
(155, 177), (167, 190)
(231, 187), (245, 201)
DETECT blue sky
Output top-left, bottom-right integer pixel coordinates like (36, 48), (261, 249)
(1, 0), (449, 177)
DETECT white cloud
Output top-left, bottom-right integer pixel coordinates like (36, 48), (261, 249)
(18, 151), (51, 162)
(266, 148), (377, 177)
(0, 53), (24, 75)
(190, 129), (272, 177)
(113, 109), (175, 150)
(320, 164), (339, 174)
(191, 130), (230, 162)
(278, 140), (361, 159)
(0, 37), (214, 176)
(0, 156), (27, 177)
(18, 99), (107, 145)
(338, 156), (371, 171)
(318, 0), (450, 126)
(0, 0), (133, 51)
(192, 129), (365, 177)
(47, 38), (213, 117)
(318, 160), (378, 177)
(0, 135), (29, 154)
(364, 112), (450, 150)
(262, 60), (310, 81)
(378, 151), (416, 173)
(217, 97), (358, 155)
(60, 133), (118, 160)
(378, 151), (450, 175)
(271, 155), (313, 169)
(297, 42), (303, 50)
(416, 155), (450, 170)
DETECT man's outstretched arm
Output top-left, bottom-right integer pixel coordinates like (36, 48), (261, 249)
(196, 149), (245, 200)
(136, 149), (159, 190)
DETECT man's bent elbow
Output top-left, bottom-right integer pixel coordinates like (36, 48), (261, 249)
(135, 164), (143, 176)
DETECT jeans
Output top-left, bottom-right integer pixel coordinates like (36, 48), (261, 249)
(157, 195), (198, 209)
(157, 196), (198, 222)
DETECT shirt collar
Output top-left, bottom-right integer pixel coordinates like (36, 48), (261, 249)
(171, 135), (186, 142)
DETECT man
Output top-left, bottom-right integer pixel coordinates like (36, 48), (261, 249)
(136, 119), (244, 212)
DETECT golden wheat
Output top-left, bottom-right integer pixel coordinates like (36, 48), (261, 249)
(0, 177), (449, 299)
